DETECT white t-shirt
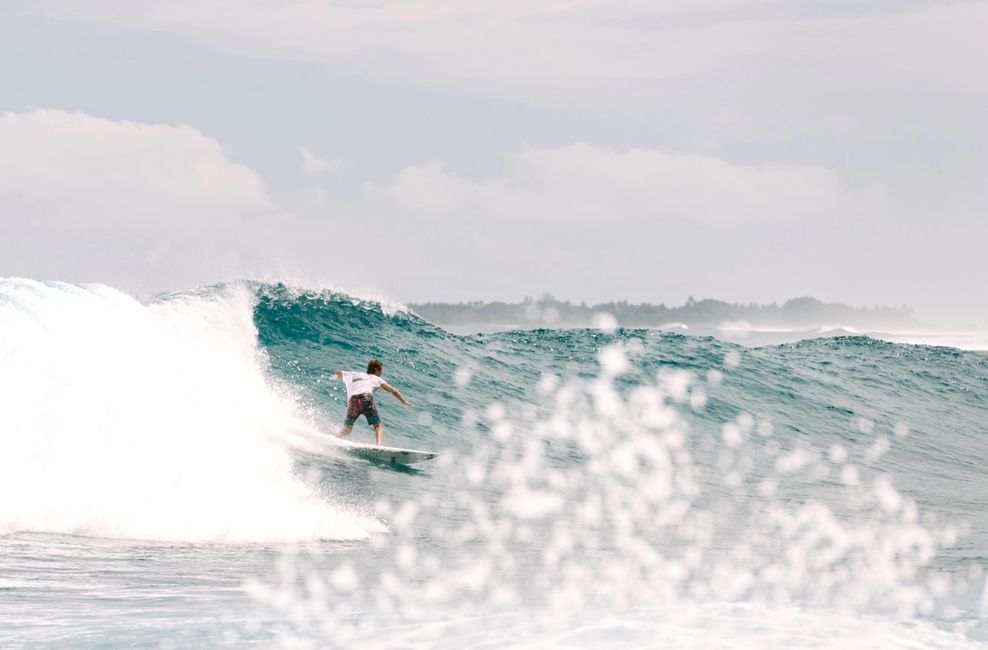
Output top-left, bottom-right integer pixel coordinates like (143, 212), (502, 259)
(340, 371), (385, 400)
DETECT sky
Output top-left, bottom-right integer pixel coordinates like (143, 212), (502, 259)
(1, 0), (986, 325)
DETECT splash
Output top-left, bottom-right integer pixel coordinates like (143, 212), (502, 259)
(0, 279), (380, 542)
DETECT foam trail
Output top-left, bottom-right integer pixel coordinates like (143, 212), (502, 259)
(0, 279), (381, 542)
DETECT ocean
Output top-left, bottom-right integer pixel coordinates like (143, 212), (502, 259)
(1, 278), (986, 648)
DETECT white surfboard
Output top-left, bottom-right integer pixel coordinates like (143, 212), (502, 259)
(336, 440), (438, 465)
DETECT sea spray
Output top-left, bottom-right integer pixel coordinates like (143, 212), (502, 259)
(247, 342), (981, 646)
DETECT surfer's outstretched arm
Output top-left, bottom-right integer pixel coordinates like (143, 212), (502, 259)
(381, 383), (411, 406)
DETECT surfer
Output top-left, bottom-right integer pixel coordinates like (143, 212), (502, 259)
(335, 359), (410, 445)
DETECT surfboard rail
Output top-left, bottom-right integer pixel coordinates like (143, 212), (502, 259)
(335, 441), (438, 465)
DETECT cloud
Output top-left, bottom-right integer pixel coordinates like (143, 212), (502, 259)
(0, 109), (269, 233)
(24, 1), (988, 93)
(299, 147), (349, 177)
(373, 143), (875, 223)
(0, 109), (278, 293)
(30, 0), (750, 83)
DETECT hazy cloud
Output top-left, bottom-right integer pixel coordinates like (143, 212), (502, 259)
(375, 143), (874, 224)
(0, 109), (269, 232)
(20, 0), (988, 92)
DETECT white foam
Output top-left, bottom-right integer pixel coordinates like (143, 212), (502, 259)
(710, 323), (988, 351)
(872, 330), (988, 352)
(0, 278), (381, 543)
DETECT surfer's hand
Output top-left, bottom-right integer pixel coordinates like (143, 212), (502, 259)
(401, 398), (411, 406)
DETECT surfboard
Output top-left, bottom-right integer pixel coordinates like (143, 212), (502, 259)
(336, 440), (438, 465)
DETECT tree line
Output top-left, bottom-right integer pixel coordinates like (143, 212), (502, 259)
(410, 295), (916, 328)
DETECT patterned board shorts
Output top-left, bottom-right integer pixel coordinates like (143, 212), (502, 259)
(344, 394), (381, 426)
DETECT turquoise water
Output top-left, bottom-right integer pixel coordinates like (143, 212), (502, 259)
(1, 279), (986, 648)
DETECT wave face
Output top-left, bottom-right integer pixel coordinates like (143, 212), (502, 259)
(256, 284), (988, 541)
(252, 283), (988, 639)
(2, 279), (987, 646)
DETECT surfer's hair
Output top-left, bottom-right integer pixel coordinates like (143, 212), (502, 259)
(367, 359), (384, 375)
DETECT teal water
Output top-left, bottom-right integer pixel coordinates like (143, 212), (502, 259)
(1, 279), (986, 648)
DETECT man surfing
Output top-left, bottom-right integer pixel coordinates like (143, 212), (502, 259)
(335, 359), (410, 445)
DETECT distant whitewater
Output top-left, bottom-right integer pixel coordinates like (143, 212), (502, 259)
(1, 278), (986, 648)
(412, 296), (988, 351)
